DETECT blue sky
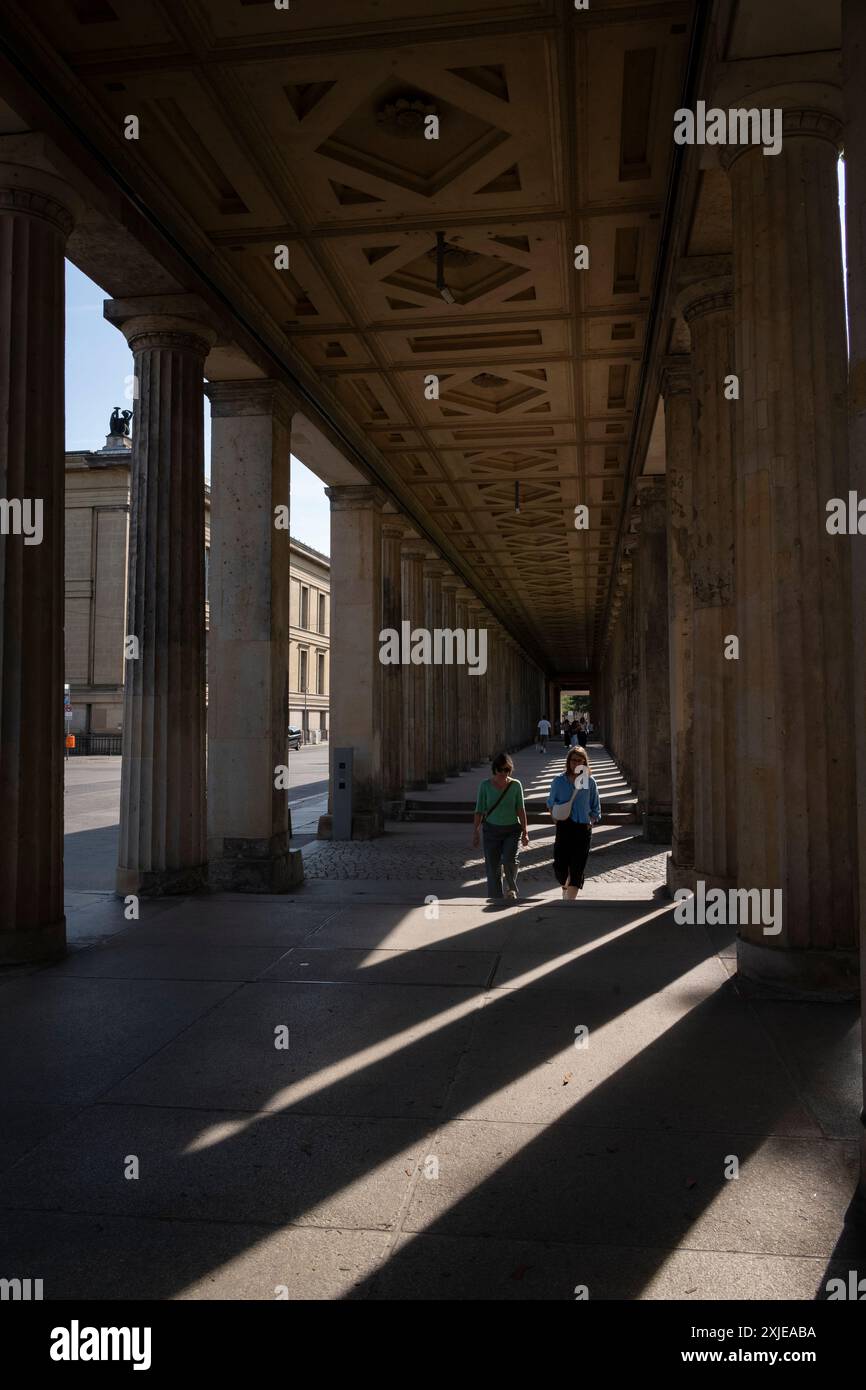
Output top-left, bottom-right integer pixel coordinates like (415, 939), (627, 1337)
(64, 261), (331, 555)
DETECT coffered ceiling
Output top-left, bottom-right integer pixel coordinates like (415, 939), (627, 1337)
(0, 0), (697, 674)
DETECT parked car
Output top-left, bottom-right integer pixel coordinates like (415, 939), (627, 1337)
(288, 725), (304, 751)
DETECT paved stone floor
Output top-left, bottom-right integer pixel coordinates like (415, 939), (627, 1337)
(0, 747), (861, 1300)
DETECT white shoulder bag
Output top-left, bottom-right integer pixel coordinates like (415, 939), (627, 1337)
(551, 769), (587, 821)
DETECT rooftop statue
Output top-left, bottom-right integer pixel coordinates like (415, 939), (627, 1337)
(110, 407), (133, 437)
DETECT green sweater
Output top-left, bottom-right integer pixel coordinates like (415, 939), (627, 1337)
(475, 777), (525, 826)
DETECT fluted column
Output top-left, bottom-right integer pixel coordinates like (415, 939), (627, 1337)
(0, 153), (77, 961)
(677, 271), (737, 888)
(423, 558), (448, 783)
(842, 0), (866, 1183)
(454, 587), (474, 770)
(726, 106), (858, 992)
(205, 379), (301, 891)
(440, 574), (462, 776)
(105, 298), (216, 895)
(470, 600), (492, 761)
(381, 516), (408, 809)
(401, 538), (428, 790)
(636, 482), (672, 842)
(320, 484), (385, 837)
(661, 361), (695, 889)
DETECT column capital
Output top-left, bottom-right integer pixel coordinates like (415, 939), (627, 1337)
(659, 358), (692, 399)
(400, 535), (431, 559)
(0, 135), (83, 233)
(204, 378), (293, 426)
(720, 107), (843, 170)
(104, 294), (220, 356)
(381, 515), (412, 541)
(636, 477), (667, 531)
(422, 556), (449, 578)
(439, 572), (462, 592)
(325, 483), (386, 512)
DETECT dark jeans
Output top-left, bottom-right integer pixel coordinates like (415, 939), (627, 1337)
(482, 822), (520, 897)
(553, 820), (592, 889)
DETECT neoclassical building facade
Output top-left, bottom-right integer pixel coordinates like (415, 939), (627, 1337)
(64, 423), (329, 743)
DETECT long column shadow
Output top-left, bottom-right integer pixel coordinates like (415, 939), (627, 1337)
(2, 893), (857, 1300)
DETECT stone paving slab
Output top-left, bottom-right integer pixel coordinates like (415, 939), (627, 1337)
(401, 1120), (856, 1257)
(445, 980), (823, 1135)
(2, 1104), (429, 1232)
(0, 1210), (388, 1300)
(367, 1233), (837, 1301)
(263, 945), (498, 988)
(103, 979), (484, 1118)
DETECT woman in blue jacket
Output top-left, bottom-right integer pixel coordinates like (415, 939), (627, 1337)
(546, 745), (601, 900)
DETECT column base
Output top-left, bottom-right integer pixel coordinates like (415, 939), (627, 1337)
(116, 864), (208, 897)
(317, 811), (383, 841)
(0, 919), (66, 966)
(208, 837), (304, 892)
(381, 798), (406, 820)
(642, 812), (672, 844)
(736, 938), (860, 1000)
(665, 857), (695, 895)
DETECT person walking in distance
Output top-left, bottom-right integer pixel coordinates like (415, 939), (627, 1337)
(536, 714), (551, 752)
(472, 752), (529, 903)
(547, 745), (601, 901)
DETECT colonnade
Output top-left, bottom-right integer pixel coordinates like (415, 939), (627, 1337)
(0, 160), (544, 962)
(318, 492), (545, 837)
(598, 76), (862, 998)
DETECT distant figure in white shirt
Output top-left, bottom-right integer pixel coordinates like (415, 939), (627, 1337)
(536, 716), (552, 752)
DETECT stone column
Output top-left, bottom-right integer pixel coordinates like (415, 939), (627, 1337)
(423, 558), (448, 783)
(401, 537), (428, 790)
(454, 587), (474, 770)
(205, 379), (302, 891)
(381, 516), (408, 811)
(843, 0), (866, 1182)
(0, 153), (77, 962)
(318, 484), (385, 837)
(661, 361), (695, 889)
(105, 297), (216, 896)
(471, 601), (493, 761)
(636, 482), (672, 842)
(725, 107), (858, 993)
(440, 574), (462, 776)
(677, 270), (737, 890)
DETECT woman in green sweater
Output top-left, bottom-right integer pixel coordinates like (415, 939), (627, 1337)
(471, 752), (529, 902)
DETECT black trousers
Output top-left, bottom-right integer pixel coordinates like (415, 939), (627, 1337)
(553, 820), (592, 888)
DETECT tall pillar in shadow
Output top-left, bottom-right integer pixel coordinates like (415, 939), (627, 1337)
(454, 587), (474, 770)
(205, 379), (301, 890)
(400, 537), (428, 790)
(423, 558), (448, 783)
(725, 103), (858, 993)
(636, 481), (672, 843)
(105, 296), (216, 896)
(661, 361), (695, 890)
(843, 0), (866, 1183)
(440, 573), (462, 776)
(678, 269), (737, 890)
(319, 484), (385, 837)
(0, 148), (78, 961)
(381, 515), (408, 811)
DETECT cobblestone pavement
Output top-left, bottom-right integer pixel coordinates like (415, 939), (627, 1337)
(303, 824), (669, 886)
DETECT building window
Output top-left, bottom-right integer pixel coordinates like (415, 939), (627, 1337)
(317, 651), (325, 693)
(318, 592), (326, 634)
(298, 648), (308, 693)
(300, 586), (310, 629)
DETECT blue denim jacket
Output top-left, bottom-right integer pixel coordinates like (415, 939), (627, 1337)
(547, 773), (601, 824)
